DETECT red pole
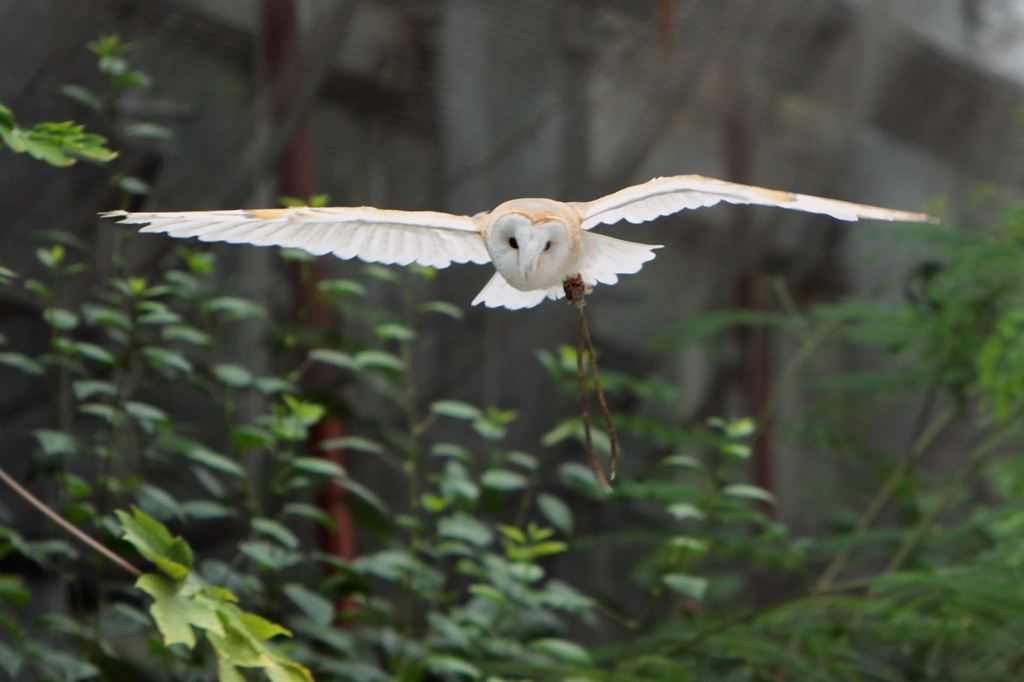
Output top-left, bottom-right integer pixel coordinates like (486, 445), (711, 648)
(722, 72), (774, 508)
(262, 0), (356, 563)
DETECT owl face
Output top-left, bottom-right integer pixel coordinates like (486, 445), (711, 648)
(484, 203), (580, 292)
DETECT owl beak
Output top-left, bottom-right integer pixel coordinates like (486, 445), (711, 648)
(518, 238), (544, 283)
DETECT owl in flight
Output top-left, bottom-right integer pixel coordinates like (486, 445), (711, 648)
(105, 175), (936, 310)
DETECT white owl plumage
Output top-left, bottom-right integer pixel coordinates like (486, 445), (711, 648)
(104, 175), (936, 310)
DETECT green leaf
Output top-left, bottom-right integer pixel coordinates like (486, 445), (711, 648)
(719, 442), (752, 459)
(468, 584), (506, 604)
(60, 473), (92, 498)
(279, 247), (315, 262)
(125, 400), (170, 425)
(135, 574), (205, 648)
(82, 304), (131, 329)
(238, 540), (302, 570)
(431, 400), (483, 420)
(0, 352), (43, 375)
(543, 419), (610, 454)
(528, 637), (592, 665)
(116, 71), (152, 89)
(33, 429), (76, 457)
(528, 541), (567, 558)
(283, 502), (337, 531)
(667, 536), (708, 553)
(43, 307), (78, 330)
(80, 402), (120, 423)
(74, 342), (116, 364)
(335, 478), (389, 516)
(23, 278), (53, 300)
(355, 349), (403, 371)
(711, 416), (756, 439)
(203, 296), (265, 319)
(439, 514), (493, 547)
(723, 484), (775, 504)
(213, 363), (253, 388)
(417, 301), (464, 319)
(137, 301), (181, 325)
(541, 419), (576, 448)
(291, 457), (345, 477)
(180, 500), (236, 520)
(308, 349), (358, 371)
(99, 54), (128, 75)
(317, 279), (365, 296)
(236, 612), (291, 641)
(472, 418), (506, 441)
(142, 347), (193, 374)
(660, 454), (702, 469)
(136, 484), (183, 521)
(662, 573), (708, 600)
(26, 231), (86, 254)
(496, 524), (526, 544)
(161, 324), (210, 346)
(439, 461), (479, 501)
(72, 379), (116, 400)
(364, 264), (397, 282)
(252, 518), (299, 550)
(116, 507), (193, 579)
(537, 493), (574, 535)
(181, 445), (245, 478)
(666, 502), (705, 521)
(61, 85), (102, 110)
(118, 176), (150, 196)
(254, 377), (295, 394)
(0, 639), (23, 678)
(0, 104), (15, 131)
(230, 427), (274, 452)
(508, 451), (538, 470)
(480, 469), (528, 491)
(319, 435), (383, 454)
(559, 462), (611, 500)
(283, 583), (334, 627)
(424, 655), (481, 679)
(375, 323), (416, 341)
(431, 442), (474, 463)
(123, 122), (175, 140)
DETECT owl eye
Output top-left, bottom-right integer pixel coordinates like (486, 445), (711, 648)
(544, 241), (552, 251)
(509, 237), (518, 249)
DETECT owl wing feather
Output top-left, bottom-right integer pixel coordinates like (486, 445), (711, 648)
(580, 175), (938, 230)
(471, 272), (564, 309)
(576, 233), (661, 287)
(470, 234), (661, 309)
(103, 206), (491, 269)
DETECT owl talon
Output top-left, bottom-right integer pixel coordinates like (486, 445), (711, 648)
(563, 274), (588, 308)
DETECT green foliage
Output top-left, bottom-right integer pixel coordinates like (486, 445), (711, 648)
(0, 103), (115, 166)
(118, 509), (313, 682)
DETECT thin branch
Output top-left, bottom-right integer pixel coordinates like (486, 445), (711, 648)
(580, 308), (619, 480)
(885, 425), (1011, 574)
(815, 404), (955, 591)
(565, 277), (614, 493)
(0, 464), (141, 578)
(755, 315), (842, 433)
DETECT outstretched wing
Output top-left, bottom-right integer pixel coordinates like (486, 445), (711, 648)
(104, 206), (491, 269)
(580, 175), (938, 230)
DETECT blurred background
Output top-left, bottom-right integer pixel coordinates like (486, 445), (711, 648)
(3, 0), (1024, 651)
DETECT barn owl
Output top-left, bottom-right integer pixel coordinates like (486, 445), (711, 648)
(104, 175), (936, 310)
